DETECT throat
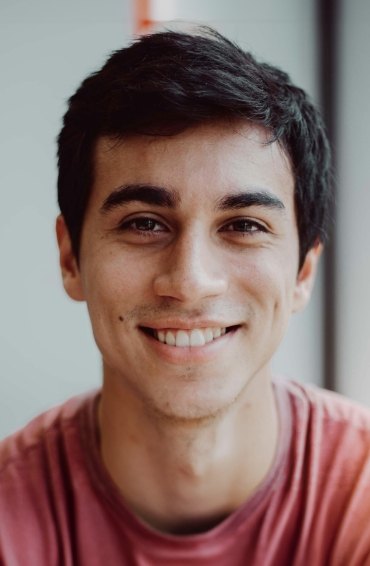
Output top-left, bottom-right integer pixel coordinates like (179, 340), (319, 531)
(98, 371), (279, 537)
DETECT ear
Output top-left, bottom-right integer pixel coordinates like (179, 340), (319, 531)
(56, 215), (85, 301)
(292, 241), (323, 313)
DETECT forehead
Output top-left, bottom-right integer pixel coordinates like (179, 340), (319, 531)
(91, 121), (294, 207)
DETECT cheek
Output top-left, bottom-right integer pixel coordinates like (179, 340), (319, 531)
(79, 257), (141, 359)
(81, 252), (152, 332)
(84, 250), (150, 296)
(233, 252), (297, 312)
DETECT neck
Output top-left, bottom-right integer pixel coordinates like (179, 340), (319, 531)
(98, 371), (279, 535)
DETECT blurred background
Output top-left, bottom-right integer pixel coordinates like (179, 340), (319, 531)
(1, 0), (369, 438)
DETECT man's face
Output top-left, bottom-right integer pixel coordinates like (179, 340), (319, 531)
(58, 121), (319, 420)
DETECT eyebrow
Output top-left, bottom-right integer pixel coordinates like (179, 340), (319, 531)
(100, 183), (285, 214)
(100, 184), (179, 213)
(216, 190), (285, 212)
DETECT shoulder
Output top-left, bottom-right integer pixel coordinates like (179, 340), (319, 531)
(280, 379), (370, 466)
(0, 390), (99, 565)
(275, 378), (370, 496)
(277, 379), (370, 563)
(281, 378), (370, 431)
(274, 378), (370, 490)
(0, 390), (99, 476)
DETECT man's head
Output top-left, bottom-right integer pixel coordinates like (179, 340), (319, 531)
(56, 28), (330, 420)
(57, 27), (331, 270)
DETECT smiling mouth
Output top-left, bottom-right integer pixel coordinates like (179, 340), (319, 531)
(140, 326), (239, 347)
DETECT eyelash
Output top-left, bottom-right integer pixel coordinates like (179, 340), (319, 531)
(116, 216), (267, 237)
(117, 216), (168, 236)
(220, 219), (267, 234)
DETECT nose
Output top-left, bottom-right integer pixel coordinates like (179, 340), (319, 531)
(153, 230), (228, 303)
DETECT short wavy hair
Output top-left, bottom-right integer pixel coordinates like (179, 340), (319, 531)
(57, 27), (332, 268)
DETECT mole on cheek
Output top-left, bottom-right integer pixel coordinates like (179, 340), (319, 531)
(118, 316), (124, 322)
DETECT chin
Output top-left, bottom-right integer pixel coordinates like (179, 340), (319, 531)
(145, 385), (244, 425)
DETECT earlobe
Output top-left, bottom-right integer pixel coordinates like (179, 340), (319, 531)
(56, 215), (85, 302)
(292, 242), (323, 313)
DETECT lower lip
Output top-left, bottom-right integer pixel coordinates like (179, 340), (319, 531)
(139, 327), (239, 364)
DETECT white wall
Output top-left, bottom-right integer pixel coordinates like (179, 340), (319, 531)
(0, 0), (323, 439)
(336, 0), (370, 404)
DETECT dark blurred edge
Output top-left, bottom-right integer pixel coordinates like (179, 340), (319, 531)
(317, 0), (341, 391)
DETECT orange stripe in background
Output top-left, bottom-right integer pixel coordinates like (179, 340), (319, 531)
(134, 0), (153, 35)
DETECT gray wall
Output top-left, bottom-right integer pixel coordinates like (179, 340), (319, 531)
(0, 0), (132, 437)
(0, 0), (324, 439)
(336, 0), (370, 403)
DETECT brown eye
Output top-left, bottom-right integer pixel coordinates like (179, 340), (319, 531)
(118, 216), (167, 233)
(131, 218), (161, 231)
(221, 219), (267, 233)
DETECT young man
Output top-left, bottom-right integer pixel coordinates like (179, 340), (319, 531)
(1, 28), (369, 565)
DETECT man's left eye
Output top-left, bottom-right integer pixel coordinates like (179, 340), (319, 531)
(221, 219), (267, 233)
(130, 218), (163, 231)
(119, 217), (166, 232)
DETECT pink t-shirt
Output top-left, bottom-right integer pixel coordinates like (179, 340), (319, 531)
(1, 380), (370, 565)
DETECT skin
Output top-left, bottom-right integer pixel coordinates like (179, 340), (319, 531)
(57, 121), (321, 534)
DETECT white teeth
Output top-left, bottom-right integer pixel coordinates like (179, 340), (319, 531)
(189, 329), (206, 347)
(157, 330), (166, 343)
(175, 330), (190, 347)
(154, 327), (228, 347)
(204, 328), (214, 343)
(166, 331), (176, 346)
